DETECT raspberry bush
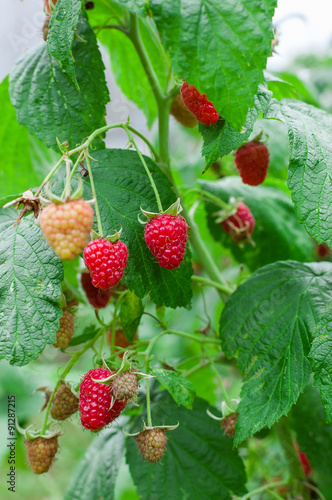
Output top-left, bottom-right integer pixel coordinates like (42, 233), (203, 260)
(2, 1), (332, 499)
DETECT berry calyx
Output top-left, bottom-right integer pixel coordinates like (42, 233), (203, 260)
(40, 199), (94, 260)
(144, 214), (188, 270)
(53, 310), (75, 349)
(25, 436), (59, 474)
(111, 372), (138, 402)
(83, 238), (128, 290)
(81, 272), (112, 309)
(50, 383), (79, 421)
(221, 202), (255, 245)
(170, 94), (197, 128)
(181, 82), (220, 126)
(234, 141), (270, 186)
(79, 368), (127, 432)
(135, 428), (167, 462)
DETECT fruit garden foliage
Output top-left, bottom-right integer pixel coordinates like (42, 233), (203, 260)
(2, 0), (332, 498)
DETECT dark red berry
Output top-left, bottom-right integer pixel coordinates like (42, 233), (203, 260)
(81, 272), (112, 308)
(144, 214), (188, 270)
(79, 368), (127, 432)
(295, 443), (312, 477)
(181, 82), (219, 126)
(221, 202), (255, 244)
(234, 141), (269, 186)
(83, 238), (128, 290)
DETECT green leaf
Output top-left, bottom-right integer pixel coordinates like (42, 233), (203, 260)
(219, 261), (332, 444)
(291, 385), (332, 479)
(99, 18), (169, 127)
(200, 177), (313, 270)
(150, 367), (196, 409)
(9, 15), (109, 151)
(199, 86), (272, 171)
(0, 77), (58, 198)
(308, 303), (332, 421)
(126, 393), (247, 499)
(83, 149), (193, 309)
(69, 324), (98, 347)
(120, 290), (144, 342)
(109, 0), (147, 16)
(0, 211), (63, 366)
(47, 0), (82, 89)
(150, 0), (277, 130)
(264, 98), (332, 247)
(64, 427), (124, 500)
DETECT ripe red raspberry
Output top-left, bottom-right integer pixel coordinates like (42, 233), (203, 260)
(81, 272), (112, 308)
(181, 81), (219, 126)
(50, 383), (79, 420)
(111, 372), (138, 402)
(170, 94), (197, 128)
(221, 202), (255, 244)
(221, 413), (238, 438)
(144, 214), (188, 270)
(79, 368), (127, 432)
(135, 428), (167, 462)
(83, 238), (128, 289)
(53, 310), (75, 348)
(25, 436), (59, 474)
(40, 199), (94, 260)
(234, 141), (270, 186)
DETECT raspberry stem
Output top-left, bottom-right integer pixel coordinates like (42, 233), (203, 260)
(191, 275), (234, 296)
(205, 350), (231, 407)
(238, 480), (288, 500)
(84, 151), (104, 237)
(35, 156), (65, 196)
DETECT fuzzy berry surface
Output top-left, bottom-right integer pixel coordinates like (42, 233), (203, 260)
(170, 94), (197, 128)
(84, 238), (128, 290)
(144, 214), (188, 270)
(234, 141), (269, 186)
(81, 272), (112, 308)
(221, 203), (255, 244)
(111, 372), (138, 402)
(50, 384), (79, 421)
(136, 428), (167, 462)
(53, 310), (75, 349)
(79, 368), (127, 432)
(181, 82), (219, 126)
(40, 199), (94, 260)
(25, 436), (59, 474)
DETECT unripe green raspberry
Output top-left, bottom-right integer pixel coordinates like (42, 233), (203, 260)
(111, 372), (138, 402)
(40, 199), (94, 260)
(54, 310), (74, 348)
(135, 428), (167, 462)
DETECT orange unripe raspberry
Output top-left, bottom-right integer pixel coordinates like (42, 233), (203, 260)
(40, 199), (94, 260)
(53, 310), (75, 348)
(25, 436), (59, 474)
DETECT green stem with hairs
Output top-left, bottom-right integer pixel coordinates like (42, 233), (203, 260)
(205, 349), (231, 407)
(35, 156), (65, 196)
(238, 480), (288, 500)
(84, 152), (103, 237)
(165, 329), (221, 345)
(191, 275), (234, 295)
